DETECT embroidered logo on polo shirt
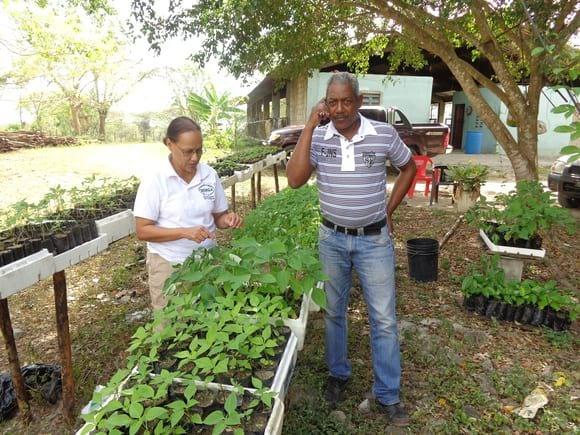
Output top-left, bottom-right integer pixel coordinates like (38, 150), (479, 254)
(199, 184), (215, 200)
(362, 151), (376, 168)
(320, 147), (337, 158)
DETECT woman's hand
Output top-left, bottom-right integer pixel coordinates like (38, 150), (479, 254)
(183, 226), (215, 243)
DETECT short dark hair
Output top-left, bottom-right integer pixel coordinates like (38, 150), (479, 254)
(164, 116), (201, 145)
(326, 72), (360, 97)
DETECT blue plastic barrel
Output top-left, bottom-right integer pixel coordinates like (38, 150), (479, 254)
(464, 131), (483, 154)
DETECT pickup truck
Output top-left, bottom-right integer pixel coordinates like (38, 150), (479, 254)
(265, 106), (451, 157)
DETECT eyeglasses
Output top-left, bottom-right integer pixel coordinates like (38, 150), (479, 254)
(174, 146), (203, 160)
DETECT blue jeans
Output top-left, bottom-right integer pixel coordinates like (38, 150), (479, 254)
(319, 224), (401, 405)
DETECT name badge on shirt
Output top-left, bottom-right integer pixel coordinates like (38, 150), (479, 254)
(199, 184), (215, 200)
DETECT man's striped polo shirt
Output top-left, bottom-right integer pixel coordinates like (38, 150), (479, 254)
(309, 114), (412, 228)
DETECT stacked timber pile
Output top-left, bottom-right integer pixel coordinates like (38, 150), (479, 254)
(0, 131), (77, 153)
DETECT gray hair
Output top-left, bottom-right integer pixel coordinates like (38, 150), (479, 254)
(326, 72), (361, 97)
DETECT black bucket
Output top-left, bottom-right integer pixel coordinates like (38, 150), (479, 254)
(407, 238), (439, 282)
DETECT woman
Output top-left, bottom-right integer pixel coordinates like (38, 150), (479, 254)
(134, 116), (242, 310)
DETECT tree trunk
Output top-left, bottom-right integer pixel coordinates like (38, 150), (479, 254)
(70, 104), (81, 135)
(98, 109), (108, 142)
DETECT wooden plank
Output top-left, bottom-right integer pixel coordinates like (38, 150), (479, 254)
(52, 271), (75, 426)
(0, 298), (31, 422)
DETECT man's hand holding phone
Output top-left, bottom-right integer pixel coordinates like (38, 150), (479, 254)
(306, 99), (330, 129)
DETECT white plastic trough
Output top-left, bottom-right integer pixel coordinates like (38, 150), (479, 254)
(0, 249), (55, 298)
(479, 229), (545, 258)
(53, 234), (109, 272)
(95, 210), (135, 243)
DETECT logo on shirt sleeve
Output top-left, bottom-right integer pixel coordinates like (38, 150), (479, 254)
(362, 151), (376, 167)
(199, 184), (215, 200)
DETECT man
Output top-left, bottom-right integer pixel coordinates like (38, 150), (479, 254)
(287, 72), (416, 426)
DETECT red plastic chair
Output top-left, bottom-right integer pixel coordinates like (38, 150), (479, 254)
(407, 155), (433, 198)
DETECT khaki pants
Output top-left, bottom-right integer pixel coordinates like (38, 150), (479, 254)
(146, 252), (173, 310)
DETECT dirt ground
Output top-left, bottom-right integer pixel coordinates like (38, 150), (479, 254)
(0, 146), (577, 434)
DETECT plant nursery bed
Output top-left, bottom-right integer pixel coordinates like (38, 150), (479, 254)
(96, 210), (135, 244)
(463, 295), (572, 331)
(78, 377), (285, 435)
(235, 165), (255, 183)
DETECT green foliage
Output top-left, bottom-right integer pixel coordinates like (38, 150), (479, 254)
(210, 146), (280, 176)
(448, 163), (489, 191)
(128, 0), (578, 181)
(466, 180), (576, 242)
(461, 255), (578, 319)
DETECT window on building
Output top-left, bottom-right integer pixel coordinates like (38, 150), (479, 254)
(362, 92), (381, 106)
(430, 103), (439, 123)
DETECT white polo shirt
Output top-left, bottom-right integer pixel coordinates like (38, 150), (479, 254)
(133, 157), (228, 264)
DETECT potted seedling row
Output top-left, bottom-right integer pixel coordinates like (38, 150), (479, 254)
(461, 256), (577, 331)
(78, 369), (284, 435)
(127, 292), (298, 400)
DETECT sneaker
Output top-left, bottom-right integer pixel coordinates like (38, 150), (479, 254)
(378, 402), (410, 427)
(324, 376), (348, 408)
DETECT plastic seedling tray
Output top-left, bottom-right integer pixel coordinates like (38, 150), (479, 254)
(220, 174), (238, 189)
(96, 210), (135, 243)
(0, 249), (55, 298)
(479, 229), (545, 258)
(54, 234), (109, 272)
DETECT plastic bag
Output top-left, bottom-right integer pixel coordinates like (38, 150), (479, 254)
(0, 364), (62, 422)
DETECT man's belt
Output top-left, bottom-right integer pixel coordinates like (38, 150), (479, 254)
(322, 217), (386, 236)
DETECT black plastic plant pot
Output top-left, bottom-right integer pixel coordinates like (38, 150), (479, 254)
(473, 295), (488, 315)
(88, 221), (99, 239)
(80, 224), (92, 243)
(0, 254), (4, 267)
(23, 240), (35, 257)
(463, 295), (477, 311)
(529, 307), (545, 326)
(30, 238), (42, 253)
(51, 234), (70, 254)
(552, 311), (571, 332)
(72, 225), (84, 245)
(66, 230), (78, 250)
(543, 307), (556, 329)
(485, 299), (499, 318)
(1, 250), (14, 266)
(41, 237), (56, 254)
(504, 304), (516, 322)
(513, 305), (525, 323)
(495, 302), (508, 321)
(520, 304), (535, 324)
(8, 245), (25, 261)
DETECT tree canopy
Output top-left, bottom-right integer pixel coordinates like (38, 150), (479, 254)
(130, 0), (579, 180)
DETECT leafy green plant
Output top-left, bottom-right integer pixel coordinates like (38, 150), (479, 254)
(461, 255), (579, 319)
(448, 163), (489, 192)
(466, 180), (576, 243)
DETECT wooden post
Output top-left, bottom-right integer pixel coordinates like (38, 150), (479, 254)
(0, 298), (31, 422)
(257, 171), (262, 203)
(273, 164), (280, 193)
(230, 184), (236, 212)
(250, 174), (256, 209)
(52, 271), (75, 426)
